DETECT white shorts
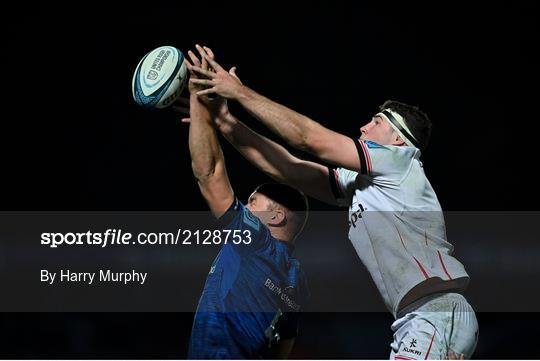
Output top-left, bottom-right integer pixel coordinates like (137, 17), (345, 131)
(390, 293), (479, 360)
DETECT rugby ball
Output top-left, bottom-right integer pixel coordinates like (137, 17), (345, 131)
(132, 46), (188, 109)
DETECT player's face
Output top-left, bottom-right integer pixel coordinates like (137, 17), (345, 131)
(359, 115), (397, 145)
(246, 192), (275, 224)
(247, 192), (272, 212)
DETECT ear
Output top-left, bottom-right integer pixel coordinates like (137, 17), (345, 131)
(392, 132), (406, 146)
(267, 208), (286, 227)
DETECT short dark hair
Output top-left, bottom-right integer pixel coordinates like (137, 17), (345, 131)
(379, 100), (432, 151)
(253, 183), (309, 239)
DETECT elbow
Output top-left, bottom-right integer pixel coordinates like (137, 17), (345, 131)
(286, 121), (326, 155)
(292, 132), (324, 157)
(286, 132), (312, 153)
(299, 133), (313, 152)
(191, 161), (217, 184)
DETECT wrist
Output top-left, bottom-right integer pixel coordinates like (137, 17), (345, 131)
(235, 84), (252, 102)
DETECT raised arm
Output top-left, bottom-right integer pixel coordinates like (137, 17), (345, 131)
(216, 111), (337, 205)
(190, 45), (363, 174)
(186, 52), (234, 217)
(188, 94), (234, 217)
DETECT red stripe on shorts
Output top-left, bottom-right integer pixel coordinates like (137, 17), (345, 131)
(424, 328), (437, 359)
(437, 250), (453, 280)
(413, 256), (429, 279)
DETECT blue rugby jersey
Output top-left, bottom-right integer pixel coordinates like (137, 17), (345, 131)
(188, 197), (308, 359)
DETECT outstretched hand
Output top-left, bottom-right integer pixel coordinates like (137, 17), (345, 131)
(175, 45), (241, 123)
(184, 45), (210, 94)
(189, 44), (244, 100)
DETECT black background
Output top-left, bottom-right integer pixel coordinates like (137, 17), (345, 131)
(1, 1), (539, 359)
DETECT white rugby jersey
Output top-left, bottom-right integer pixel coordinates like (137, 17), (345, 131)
(329, 139), (469, 317)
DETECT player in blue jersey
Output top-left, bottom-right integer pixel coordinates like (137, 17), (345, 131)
(184, 48), (309, 359)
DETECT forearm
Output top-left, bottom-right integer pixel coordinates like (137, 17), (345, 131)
(188, 94), (225, 182)
(235, 86), (324, 153)
(217, 112), (337, 205)
(218, 112), (300, 184)
(189, 94), (234, 217)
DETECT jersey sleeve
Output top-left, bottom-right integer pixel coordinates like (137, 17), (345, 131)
(328, 166), (359, 207)
(352, 139), (417, 184)
(216, 197), (272, 255)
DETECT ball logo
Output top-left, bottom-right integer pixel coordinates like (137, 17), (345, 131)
(147, 70), (159, 81)
(151, 49), (171, 72)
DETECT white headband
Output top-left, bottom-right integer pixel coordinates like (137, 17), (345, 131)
(376, 109), (418, 147)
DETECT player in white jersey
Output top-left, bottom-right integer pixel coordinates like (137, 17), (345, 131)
(185, 45), (479, 359)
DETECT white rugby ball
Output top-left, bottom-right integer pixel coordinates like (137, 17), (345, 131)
(132, 46), (188, 109)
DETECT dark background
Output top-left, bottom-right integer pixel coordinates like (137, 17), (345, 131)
(1, 1), (539, 359)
